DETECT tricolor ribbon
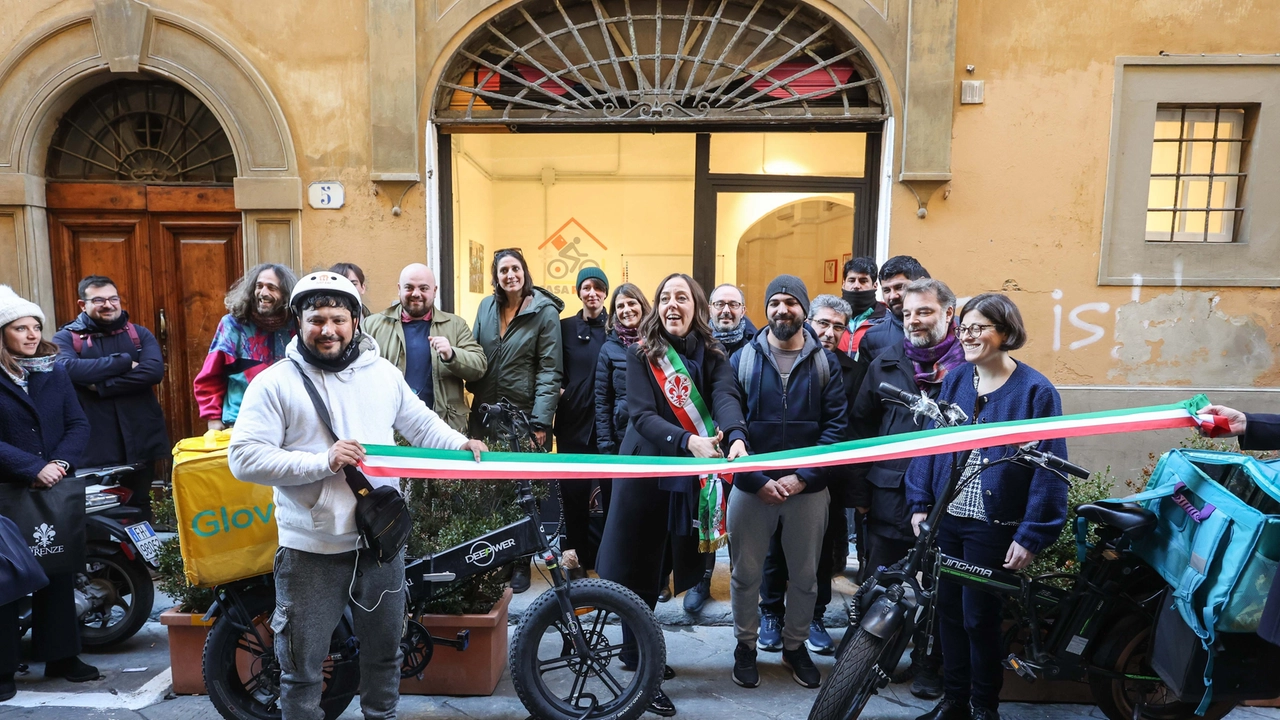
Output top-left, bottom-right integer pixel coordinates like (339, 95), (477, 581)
(362, 394), (1225, 480)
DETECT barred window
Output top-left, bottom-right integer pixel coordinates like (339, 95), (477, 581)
(1145, 105), (1250, 243)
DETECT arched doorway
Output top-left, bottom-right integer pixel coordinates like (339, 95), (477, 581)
(733, 196), (852, 325)
(45, 79), (244, 440)
(428, 0), (886, 313)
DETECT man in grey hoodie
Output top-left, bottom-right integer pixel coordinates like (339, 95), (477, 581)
(229, 271), (485, 720)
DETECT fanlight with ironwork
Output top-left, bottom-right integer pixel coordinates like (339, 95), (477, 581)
(47, 80), (235, 184)
(434, 0), (885, 125)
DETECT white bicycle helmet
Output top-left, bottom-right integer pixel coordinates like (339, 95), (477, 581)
(289, 271), (362, 314)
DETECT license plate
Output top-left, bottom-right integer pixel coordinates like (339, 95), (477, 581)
(125, 522), (162, 567)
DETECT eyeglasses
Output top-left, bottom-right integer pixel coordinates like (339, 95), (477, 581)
(809, 318), (848, 334)
(957, 323), (995, 338)
(494, 248), (524, 258)
(711, 301), (743, 311)
(86, 296), (121, 307)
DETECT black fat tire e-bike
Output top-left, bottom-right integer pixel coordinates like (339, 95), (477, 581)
(808, 384), (1242, 720)
(200, 400), (665, 720)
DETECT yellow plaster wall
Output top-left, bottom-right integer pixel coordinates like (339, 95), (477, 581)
(141, 0), (428, 312)
(886, 0), (1280, 390)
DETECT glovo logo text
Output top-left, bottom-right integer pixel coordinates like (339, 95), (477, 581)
(193, 504), (275, 537)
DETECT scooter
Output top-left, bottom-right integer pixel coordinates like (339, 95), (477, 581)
(18, 463), (164, 649)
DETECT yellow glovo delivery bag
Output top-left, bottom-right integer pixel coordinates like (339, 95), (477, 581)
(171, 430), (277, 587)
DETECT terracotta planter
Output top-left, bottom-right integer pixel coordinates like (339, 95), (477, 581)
(160, 607), (215, 695)
(400, 588), (513, 696)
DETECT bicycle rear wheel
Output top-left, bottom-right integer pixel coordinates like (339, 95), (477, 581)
(511, 578), (664, 720)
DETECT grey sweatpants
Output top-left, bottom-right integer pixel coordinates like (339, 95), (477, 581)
(728, 487), (830, 651)
(272, 547), (406, 720)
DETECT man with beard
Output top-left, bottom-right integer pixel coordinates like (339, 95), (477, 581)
(727, 275), (846, 690)
(850, 277), (964, 699)
(756, 294), (857, 656)
(54, 275), (167, 519)
(855, 255), (930, 366)
(365, 263), (486, 434)
(194, 263), (296, 430)
(836, 256), (887, 358)
(710, 284), (757, 356)
(230, 271), (486, 720)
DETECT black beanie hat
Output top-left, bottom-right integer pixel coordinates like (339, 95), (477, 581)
(765, 274), (810, 317)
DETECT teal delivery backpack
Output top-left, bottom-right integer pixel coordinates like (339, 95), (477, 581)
(1122, 450), (1280, 711)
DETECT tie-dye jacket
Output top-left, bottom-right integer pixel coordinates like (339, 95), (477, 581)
(192, 314), (293, 425)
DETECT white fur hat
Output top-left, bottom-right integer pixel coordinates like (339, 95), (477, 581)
(0, 285), (45, 329)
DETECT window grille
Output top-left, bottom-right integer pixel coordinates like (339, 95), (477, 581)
(433, 0), (885, 126)
(1146, 105), (1250, 243)
(47, 80), (236, 184)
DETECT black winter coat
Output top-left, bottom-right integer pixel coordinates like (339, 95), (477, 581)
(53, 313), (169, 466)
(848, 342), (938, 541)
(555, 311), (607, 450)
(0, 364), (90, 484)
(729, 331), (847, 495)
(593, 332), (631, 453)
(1240, 412), (1280, 646)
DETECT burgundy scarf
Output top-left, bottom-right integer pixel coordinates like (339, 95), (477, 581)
(903, 327), (966, 392)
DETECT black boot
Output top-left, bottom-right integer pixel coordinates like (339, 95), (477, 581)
(647, 687), (676, 717)
(970, 707), (1001, 720)
(510, 560), (531, 594)
(914, 698), (970, 720)
(44, 656), (99, 683)
(0, 674), (14, 702)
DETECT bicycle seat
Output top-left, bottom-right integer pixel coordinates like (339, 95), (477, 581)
(1076, 501), (1157, 538)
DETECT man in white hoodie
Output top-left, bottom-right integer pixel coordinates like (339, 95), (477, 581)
(229, 271), (485, 720)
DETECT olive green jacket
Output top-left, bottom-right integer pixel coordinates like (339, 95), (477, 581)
(365, 304), (487, 434)
(467, 287), (564, 432)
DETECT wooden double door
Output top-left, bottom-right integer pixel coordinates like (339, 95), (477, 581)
(47, 183), (243, 443)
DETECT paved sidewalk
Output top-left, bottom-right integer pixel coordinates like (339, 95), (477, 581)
(2, 621), (1277, 720)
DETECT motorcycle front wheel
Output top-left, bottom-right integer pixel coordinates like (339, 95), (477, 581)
(202, 590), (359, 720)
(808, 626), (897, 720)
(78, 548), (154, 648)
(510, 578), (665, 720)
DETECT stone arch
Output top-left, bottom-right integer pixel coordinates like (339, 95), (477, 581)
(421, 0), (903, 128)
(0, 0), (302, 312)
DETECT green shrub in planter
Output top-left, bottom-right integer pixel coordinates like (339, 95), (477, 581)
(152, 492), (216, 613)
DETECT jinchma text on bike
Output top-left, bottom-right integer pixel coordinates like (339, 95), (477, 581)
(809, 383), (1280, 720)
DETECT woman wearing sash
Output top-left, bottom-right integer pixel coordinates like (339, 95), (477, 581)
(597, 273), (748, 716)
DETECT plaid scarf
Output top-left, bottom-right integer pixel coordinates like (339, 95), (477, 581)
(902, 326), (965, 393)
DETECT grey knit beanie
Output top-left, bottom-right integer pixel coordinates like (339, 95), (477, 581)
(764, 274), (810, 317)
(0, 285), (44, 330)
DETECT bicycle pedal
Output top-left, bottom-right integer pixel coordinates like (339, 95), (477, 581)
(1002, 654), (1037, 682)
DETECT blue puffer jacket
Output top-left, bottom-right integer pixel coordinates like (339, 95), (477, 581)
(730, 330), (848, 495)
(904, 361), (1069, 555)
(0, 364), (90, 484)
(593, 331), (631, 453)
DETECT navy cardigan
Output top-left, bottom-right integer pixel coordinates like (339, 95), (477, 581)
(0, 364), (91, 484)
(904, 361), (1069, 555)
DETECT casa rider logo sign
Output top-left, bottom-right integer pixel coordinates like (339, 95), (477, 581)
(465, 537), (516, 567)
(30, 522), (65, 557)
(539, 218), (607, 295)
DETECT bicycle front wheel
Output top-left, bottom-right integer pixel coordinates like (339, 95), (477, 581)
(511, 578), (664, 720)
(809, 627), (896, 720)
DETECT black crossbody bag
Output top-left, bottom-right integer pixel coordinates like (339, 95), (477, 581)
(290, 360), (411, 563)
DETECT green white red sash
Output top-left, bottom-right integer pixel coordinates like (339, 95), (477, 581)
(360, 393), (1226, 482)
(650, 345), (731, 551)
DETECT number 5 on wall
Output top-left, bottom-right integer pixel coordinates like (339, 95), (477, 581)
(308, 181), (345, 209)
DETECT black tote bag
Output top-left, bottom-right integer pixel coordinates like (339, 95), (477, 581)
(0, 477), (86, 576)
(0, 513), (49, 605)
